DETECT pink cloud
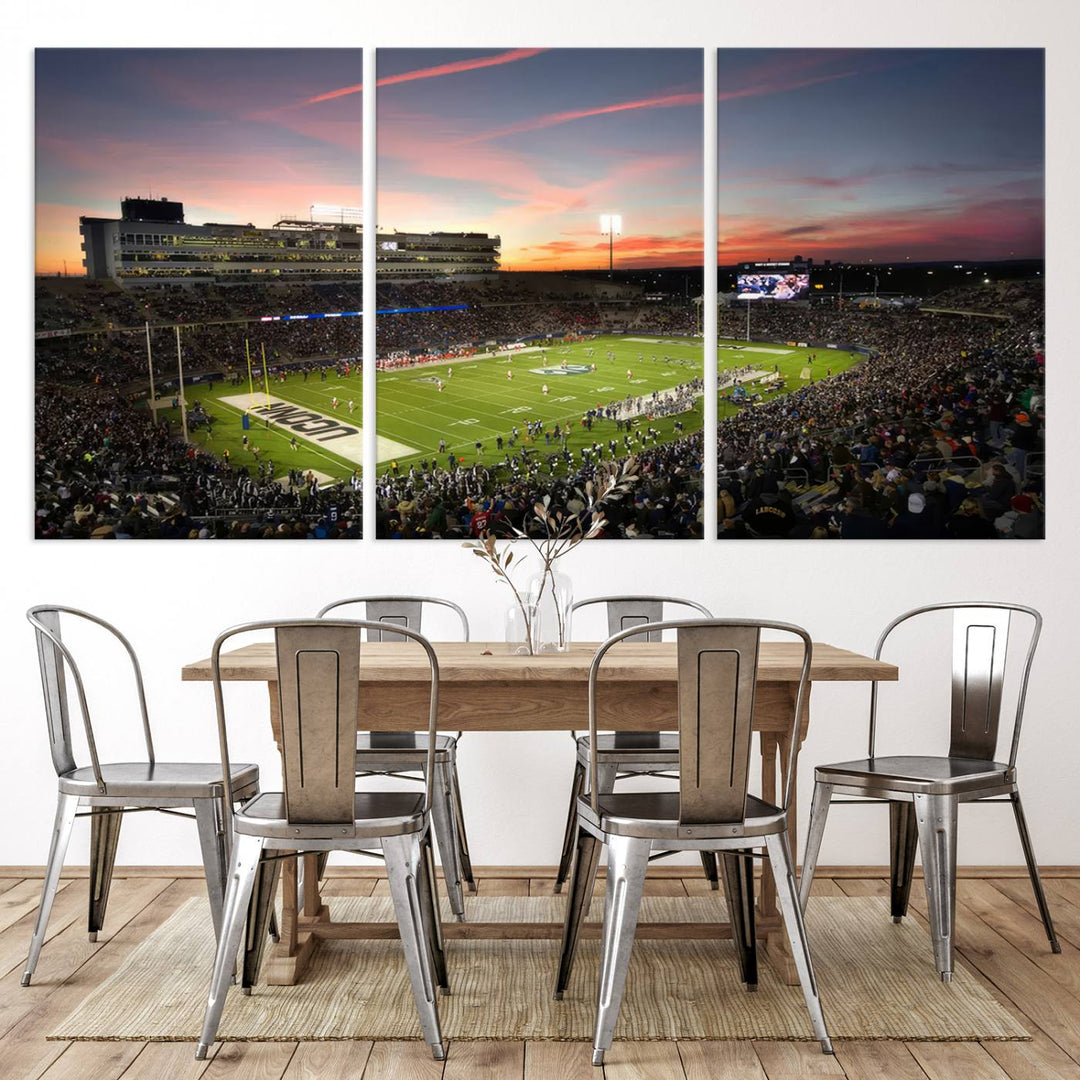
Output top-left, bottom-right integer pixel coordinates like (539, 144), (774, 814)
(301, 48), (546, 106)
(468, 91), (702, 142)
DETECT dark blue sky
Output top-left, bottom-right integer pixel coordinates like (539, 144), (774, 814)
(377, 48), (703, 269)
(719, 48), (1044, 262)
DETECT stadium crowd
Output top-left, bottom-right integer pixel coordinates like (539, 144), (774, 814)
(713, 283), (1045, 538)
(34, 276), (1043, 540)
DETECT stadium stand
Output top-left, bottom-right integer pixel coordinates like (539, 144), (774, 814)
(33, 277), (1043, 540)
(713, 281), (1045, 538)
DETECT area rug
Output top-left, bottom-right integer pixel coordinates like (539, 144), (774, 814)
(50, 895), (1027, 1042)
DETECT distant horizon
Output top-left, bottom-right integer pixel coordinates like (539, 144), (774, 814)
(35, 252), (1045, 284)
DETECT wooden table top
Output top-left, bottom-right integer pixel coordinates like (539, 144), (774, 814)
(182, 640), (897, 684)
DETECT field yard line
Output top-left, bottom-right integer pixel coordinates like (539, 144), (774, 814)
(209, 397), (355, 477)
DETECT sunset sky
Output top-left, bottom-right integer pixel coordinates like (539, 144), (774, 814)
(377, 49), (704, 270)
(35, 47), (1044, 277)
(35, 49), (362, 275)
(719, 48), (1044, 264)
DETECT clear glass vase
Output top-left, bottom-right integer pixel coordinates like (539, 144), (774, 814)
(504, 601), (539, 655)
(527, 569), (573, 653)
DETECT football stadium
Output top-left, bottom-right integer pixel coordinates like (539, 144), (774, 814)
(33, 261), (1045, 540)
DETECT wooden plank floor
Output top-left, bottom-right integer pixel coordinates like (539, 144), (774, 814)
(1, 868), (1076, 1080)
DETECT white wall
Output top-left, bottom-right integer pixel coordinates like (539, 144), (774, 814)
(3, 0), (1077, 871)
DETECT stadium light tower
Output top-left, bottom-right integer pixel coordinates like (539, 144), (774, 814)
(600, 214), (622, 278)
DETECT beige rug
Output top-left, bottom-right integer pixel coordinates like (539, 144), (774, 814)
(51, 895), (1026, 1043)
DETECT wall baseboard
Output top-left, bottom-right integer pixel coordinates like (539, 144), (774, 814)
(2, 864), (1077, 879)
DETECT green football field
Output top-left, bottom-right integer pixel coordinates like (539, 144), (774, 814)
(154, 334), (862, 484)
(375, 336), (703, 476)
(716, 338), (863, 421)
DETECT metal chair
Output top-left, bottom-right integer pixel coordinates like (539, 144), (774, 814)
(799, 602), (1060, 982)
(23, 605), (261, 987)
(196, 618), (447, 1061)
(317, 596), (474, 919)
(554, 596), (717, 893)
(555, 619), (832, 1065)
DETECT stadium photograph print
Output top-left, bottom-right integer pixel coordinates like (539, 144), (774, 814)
(374, 48), (705, 540)
(716, 48), (1045, 540)
(34, 48), (364, 539)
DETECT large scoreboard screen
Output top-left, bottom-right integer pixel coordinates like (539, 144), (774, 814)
(736, 271), (811, 301)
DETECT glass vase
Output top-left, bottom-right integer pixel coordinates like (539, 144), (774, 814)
(504, 600), (539, 655)
(527, 569), (573, 653)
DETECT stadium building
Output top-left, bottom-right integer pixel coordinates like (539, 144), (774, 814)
(375, 230), (500, 280)
(79, 197), (500, 285)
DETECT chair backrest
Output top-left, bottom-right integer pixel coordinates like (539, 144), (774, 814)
(26, 605), (154, 790)
(316, 596), (469, 642)
(587, 619), (811, 823)
(869, 602), (1041, 768)
(572, 596), (713, 642)
(211, 619), (440, 825)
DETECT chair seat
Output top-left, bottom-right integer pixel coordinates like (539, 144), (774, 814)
(59, 761), (259, 799)
(356, 733), (456, 764)
(815, 755), (1015, 795)
(234, 791), (426, 840)
(578, 790), (785, 840)
(576, 733), (679, 766)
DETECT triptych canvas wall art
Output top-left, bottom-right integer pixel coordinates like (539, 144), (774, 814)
(34, 48), (1045, 540)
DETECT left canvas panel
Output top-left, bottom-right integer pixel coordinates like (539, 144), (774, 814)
(35, 49), (364, 539)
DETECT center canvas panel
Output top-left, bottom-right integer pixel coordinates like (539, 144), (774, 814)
(375, 48), (705, 540)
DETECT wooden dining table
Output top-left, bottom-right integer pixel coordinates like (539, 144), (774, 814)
(182, 639), (897, 986)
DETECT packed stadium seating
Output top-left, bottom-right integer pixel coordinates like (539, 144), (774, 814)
(33, 276), (1043, 540)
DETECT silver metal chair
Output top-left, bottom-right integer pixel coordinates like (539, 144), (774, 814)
(799, 602), (1060, 982)
(554, 596), (717, 893)
(23, 605), (261, 987)
(197, 618), (447, 1061)
(555, 619), (832, 1065)
(317, 596), (474, 919)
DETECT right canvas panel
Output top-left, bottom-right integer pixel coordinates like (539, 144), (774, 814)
(717, 49), (1045, 539)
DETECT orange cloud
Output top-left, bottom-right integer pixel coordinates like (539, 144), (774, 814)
(302, 48), (546, 106)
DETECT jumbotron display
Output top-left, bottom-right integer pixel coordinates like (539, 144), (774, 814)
(736, 271), (811, 301)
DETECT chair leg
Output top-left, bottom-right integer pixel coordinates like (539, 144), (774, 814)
(429, 761), (465, 921)
(23, 792), (78, 986)
(383, 832), (445, 1060)
(592, 834), (651, 1066)
(241, 853), (281, 993)
(700, 852), (720, 891)
(798, 781), (833, 912)
(1010, 790), (1061, 953)
(720, 850), (757, 989)
(913, 793), (958, 981)
(196, 833), (264, 1060)
(446, 754), (476, 893)
(416, 826), (450, 993)
(765, 830), (833, 1054)
(889, 800), (919, 924)
(194, 798), (228, 941)
(595, 763), (619, 795)
(554, 759), (586, 894)
(554, 824), (602, 999)
(87, 807), (123, 942)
